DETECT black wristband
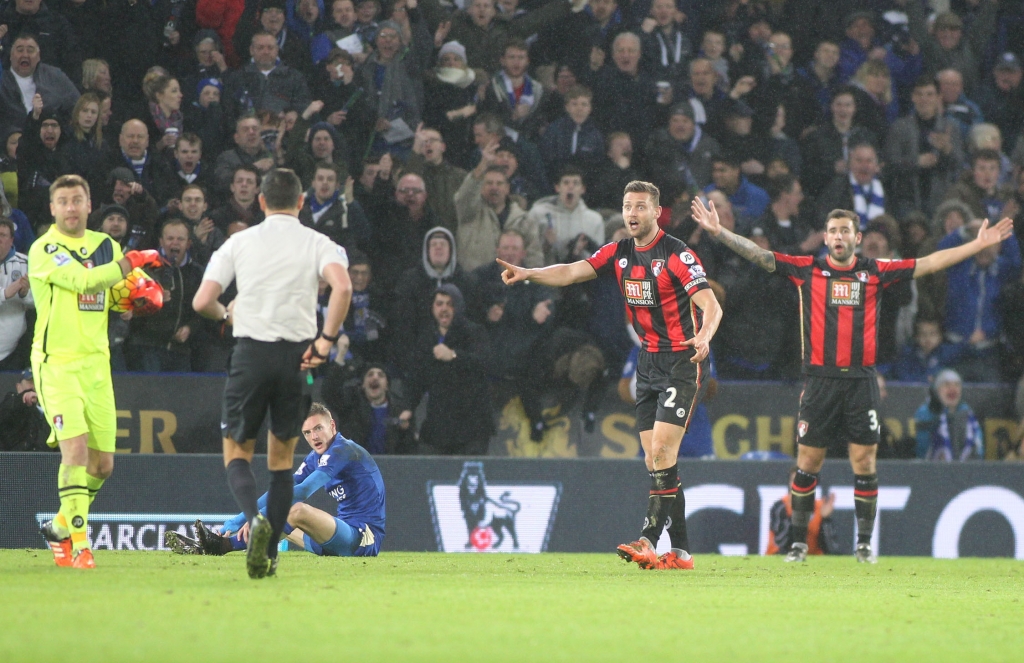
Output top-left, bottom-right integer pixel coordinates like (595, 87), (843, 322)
(308, 343), (328, 360)
(319, 330), (340, 343)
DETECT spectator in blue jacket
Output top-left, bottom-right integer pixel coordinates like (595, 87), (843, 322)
(891, 317), (965, 383)
(540, 85), (604, 181)
(939, 220), (1021, 382)
(703, 154), (769, 236)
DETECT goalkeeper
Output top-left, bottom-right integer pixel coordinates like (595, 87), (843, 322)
(167, 402), (385, 558)
(31, 175), (163, 569)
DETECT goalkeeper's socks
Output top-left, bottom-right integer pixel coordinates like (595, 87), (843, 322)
(266, 469), (294, 559)
(789, 468), (818, 546)
(58, 464), (91, 552)
(86, 473), (105, 505)
(854, 473), (879, 545)
(666, 474), (690, 552)
(225, 459), (260, 523)
(640, 465), (678, 545)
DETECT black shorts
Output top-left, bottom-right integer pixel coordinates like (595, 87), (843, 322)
(796, 375), (881, 448)
(635, 350), (706, 432)
(221, 338), (310, 443)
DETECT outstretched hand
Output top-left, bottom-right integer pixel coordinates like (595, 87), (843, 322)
(975, 217), (1014, 248)
(496, 258), (529, 285)
(690, 196), (722, 235)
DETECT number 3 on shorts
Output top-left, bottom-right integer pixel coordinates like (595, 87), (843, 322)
(868, 409), (879, 431)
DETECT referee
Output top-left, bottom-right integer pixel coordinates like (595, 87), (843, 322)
(193, 168), (353, 579)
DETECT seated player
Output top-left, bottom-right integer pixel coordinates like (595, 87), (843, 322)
(166, 402), (385, 560)
(765, 467), (840, 556)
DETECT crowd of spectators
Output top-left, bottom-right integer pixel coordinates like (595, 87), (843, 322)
(1, 0), (1024, 456)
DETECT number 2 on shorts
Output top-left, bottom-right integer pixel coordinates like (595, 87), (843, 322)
(664, 387), (677, 408)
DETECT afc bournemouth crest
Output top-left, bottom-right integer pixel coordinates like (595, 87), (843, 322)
(651, 259), (665, 277)
(798, 420), (808, 438)
(856, 271), (869, 283)
(53, 415), (64, 431)
(428, 461), (560, 553)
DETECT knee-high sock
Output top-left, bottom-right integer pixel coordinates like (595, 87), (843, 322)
(55, 474), (103, 535)
(789, 468), (818, 548)
(86, 473), (105, 505)
(58, 464), (91, 552)
(641, 464), (678, 545)
(854, 473), (878, 545)
(666, 475), (690, 552)
(225, 459), (260, 523)
(266, 469), (294, 559)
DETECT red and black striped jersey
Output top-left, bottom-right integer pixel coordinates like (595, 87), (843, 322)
(587, 230), (710, 354)
(773, 253), (916, 377)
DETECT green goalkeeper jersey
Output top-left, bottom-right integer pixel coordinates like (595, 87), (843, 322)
(28, 227), (125, 366)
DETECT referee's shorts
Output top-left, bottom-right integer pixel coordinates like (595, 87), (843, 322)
(34, 354), (116, 452)
(221, 338), (310, 444)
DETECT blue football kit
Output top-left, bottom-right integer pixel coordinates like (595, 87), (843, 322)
(222, 434), (386, 556)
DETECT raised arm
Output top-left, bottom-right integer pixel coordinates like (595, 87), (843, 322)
(691, 197), (776, 272)
(914, 218), (1014, 278)
(496, 258), (597, 288)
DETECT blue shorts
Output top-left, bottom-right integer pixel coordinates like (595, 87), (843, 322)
(302, 518), (382, 557)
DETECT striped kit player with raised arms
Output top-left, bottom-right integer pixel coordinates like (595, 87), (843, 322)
(691, 197), (1013, 563)
(499, 181), (723, 570)
(31, 175), (163, 568)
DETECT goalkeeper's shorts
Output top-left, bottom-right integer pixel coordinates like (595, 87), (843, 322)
(34, 353), (116, 452)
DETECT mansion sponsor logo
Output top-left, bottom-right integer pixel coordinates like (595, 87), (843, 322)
(34, 513), (236, 551)
(428, 461), (561, 553)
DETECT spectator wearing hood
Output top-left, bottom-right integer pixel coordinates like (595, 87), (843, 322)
(455, 141), (543, 271)
(285, 113), (350, 187)
(400, 284), (494, 455)
(422, 40), (481, 171)
(527, 166), (604, 264)
(358, 14), (432, 154)
(915, 369), (983, 461)
(15, 99), (65, 229)
(324, 362), (415, 455)
(95, 203), (133, 251)
(0, 33), (79, 134)
(391, 227), (477, 374)
(299, 161), (370, 252)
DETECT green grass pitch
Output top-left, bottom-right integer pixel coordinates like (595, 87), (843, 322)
(1, 550), (1021, 662)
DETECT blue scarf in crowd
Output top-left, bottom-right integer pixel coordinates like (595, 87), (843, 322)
(927, 404), (983, 461)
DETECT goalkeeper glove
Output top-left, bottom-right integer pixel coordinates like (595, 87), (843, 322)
(124, 250), (162, 270)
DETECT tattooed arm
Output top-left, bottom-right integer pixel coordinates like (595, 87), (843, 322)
(690, 197), (776, 272)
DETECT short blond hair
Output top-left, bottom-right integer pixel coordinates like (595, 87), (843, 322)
(623, 180), (660, 207)
(49, 174), (90, 202)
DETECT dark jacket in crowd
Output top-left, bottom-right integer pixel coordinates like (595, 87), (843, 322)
(127, 253), (204, 354)
(404, 303), (494, 454)
(323, 377), (415, 455)
(224, 62), (312, 120)
(0, 388), (49, 452)
(0, 63), (80, 134)
(298, 191), (371, 255)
